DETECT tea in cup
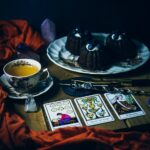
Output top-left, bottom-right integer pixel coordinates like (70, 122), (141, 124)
(3, 58), (49, 93)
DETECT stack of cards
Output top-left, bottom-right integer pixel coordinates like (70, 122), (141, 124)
(43, 92), (145, 130)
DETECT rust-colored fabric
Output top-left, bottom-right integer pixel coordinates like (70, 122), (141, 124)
(0, 20), (45, 65)
(0, 86), (150, 150)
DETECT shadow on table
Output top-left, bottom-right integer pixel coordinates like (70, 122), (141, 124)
(36, 76), (60, 101)
(116, 124), (150, 133)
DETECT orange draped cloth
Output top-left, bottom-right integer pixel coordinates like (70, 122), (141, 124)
(0, 85), (150, 150)
(0, 20), (45, 65)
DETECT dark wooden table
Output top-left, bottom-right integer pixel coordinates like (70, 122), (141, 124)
(8, 55), (150, 132)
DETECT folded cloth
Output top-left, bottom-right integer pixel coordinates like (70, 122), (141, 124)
(0, 86), (150, 150)
(0, 20), (45, 67)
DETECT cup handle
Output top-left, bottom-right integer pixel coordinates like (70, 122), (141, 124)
(40, 68), (50, 82)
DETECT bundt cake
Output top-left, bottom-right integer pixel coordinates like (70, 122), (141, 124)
(65, 27), (91, 55)
(78, 40), (112, 70)
(63, 28), (138, 71)
(105, 31), (137, 61)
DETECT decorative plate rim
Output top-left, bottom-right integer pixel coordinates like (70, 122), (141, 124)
(47, 33), (150, 75)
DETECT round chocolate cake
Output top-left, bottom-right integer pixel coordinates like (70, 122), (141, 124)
(105, 31), (137, 61)
(78, 40), (111, 70)
(65, 27), (91, 55)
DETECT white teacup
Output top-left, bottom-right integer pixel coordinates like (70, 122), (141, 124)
(3, 58), (49, 93)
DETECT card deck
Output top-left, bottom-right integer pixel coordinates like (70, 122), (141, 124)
(43, 99), (82, 130)
(74, 94), (114, 126)
(104, 93), (145, 120)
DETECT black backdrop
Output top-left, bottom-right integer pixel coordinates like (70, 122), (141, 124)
(0, 0), (150, 46)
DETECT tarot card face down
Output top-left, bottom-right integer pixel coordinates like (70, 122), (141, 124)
(74, 94), (114, 126)
(43, 99), (82, 130)
(104, 93), (145, 120)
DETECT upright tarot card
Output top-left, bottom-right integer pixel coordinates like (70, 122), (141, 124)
(43, 99), (82, 130)
(74, 94), (114, 126)
(104, 93), (145, 120)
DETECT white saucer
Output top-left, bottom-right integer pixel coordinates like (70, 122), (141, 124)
(0, 74), (53, 99)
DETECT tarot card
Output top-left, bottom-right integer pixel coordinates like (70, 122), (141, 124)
(74, 94), (114, 126)
(104, 93), (145, 120)
(43, 99), (82, 130)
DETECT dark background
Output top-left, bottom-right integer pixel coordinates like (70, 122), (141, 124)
(0, 0), (150, 46)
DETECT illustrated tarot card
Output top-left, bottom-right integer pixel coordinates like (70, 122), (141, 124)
(43, 99), (82, 130)
(104, 93), (145, 120)
(74, 94), (114, 126)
